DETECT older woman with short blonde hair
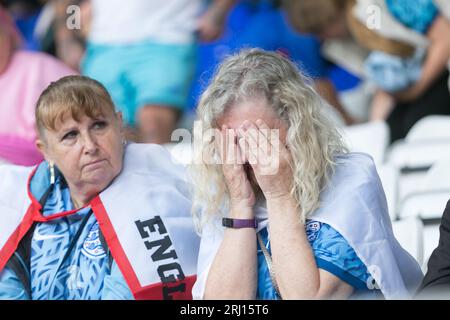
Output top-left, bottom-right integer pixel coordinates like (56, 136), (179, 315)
(0, 75), (198, 300)
(190, 49), (423, 300)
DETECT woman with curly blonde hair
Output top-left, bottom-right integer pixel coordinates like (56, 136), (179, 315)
(190, 49), (422, 300)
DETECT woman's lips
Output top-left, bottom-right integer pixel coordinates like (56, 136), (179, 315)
(83, 159), (106, 170)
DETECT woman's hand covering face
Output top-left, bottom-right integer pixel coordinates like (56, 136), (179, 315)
(216, 124), (256, 212)
(217, 118), (294, 211)
(236, 119), (293, 201)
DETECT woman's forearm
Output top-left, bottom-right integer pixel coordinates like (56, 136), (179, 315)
(203, 228), (257, 299)
(396, 16), (450, 101)
(421, 16), (450, 88)
(266, 196), (321, 299)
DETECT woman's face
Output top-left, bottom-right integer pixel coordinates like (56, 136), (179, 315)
(216, 97), (288, 190)
(37, 110), (125, 196)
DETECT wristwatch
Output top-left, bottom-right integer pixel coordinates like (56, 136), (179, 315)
(222, 217), (258, 229)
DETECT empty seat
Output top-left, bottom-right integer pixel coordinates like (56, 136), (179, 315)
(399, 159), (450, 220)
(392, 217), (424, 267)
(406, 116), (450, 143)
(342, 121), (390, 165)
(387, 116), (450, 170)
(377, 163), (399, 221)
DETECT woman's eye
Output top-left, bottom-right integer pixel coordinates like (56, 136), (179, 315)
(93, 121), (107, 130)
(62, 131), (78, 140)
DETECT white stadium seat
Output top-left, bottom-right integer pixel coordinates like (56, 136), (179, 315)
(392, 217), (424, 266)
(399, 159), (450, 220)
(342, 121), (390, 165)
(377, 164), (399, 221)
(388, 141), (450, 170)
(387, 116), (450, 170)
(405, 116), (450, 143)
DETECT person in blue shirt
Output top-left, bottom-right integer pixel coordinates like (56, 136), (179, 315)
(0, 75), (198, 300)
(256, 222), (381, 299)
(0, 75), (133, 300)
(0, 166), (133, 300)
(191, 49), (423, 300)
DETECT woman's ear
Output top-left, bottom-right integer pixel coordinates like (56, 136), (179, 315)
(36, 138), (50, 162)
(116, 111), (124, 135)
(116, 111), (123, 124)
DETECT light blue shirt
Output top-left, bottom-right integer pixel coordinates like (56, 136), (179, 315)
(0, 162), (133, 300)
(386, 0), (438, 34)
(256, 221), (383, 300)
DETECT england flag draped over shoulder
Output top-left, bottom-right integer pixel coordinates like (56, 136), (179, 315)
(0, 143), (200, 300)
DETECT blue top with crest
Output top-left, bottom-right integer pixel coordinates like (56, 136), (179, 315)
(256, 221), (382, 299)
(0, 162), (133, 300)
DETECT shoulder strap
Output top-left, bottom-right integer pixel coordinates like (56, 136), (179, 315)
(257, 232), (282, 299)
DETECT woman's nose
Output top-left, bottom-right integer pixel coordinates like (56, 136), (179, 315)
(82, 133), (98, 154)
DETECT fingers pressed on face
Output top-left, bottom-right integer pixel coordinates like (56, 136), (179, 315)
(242, 121), (272, 164)
(215, 125), (225, 162)
(255, 119), (270, 140)
(219, 125), (244, 166)
(256, 118), (282, 151)
(226, 128), (237, 165)
(238, 136), (251, 165)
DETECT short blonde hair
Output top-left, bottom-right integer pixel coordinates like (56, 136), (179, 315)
(36, 75), (116, 137)
(190, 49), (347, 230)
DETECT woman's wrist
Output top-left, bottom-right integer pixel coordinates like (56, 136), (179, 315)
(265, 192), (294, 203)
(229, 202), (254, 219)
(266, 194), (298, 214)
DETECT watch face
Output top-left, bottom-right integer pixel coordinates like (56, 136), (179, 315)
(222, 218), (234, 228)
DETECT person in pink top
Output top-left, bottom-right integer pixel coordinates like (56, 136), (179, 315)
(0, 7), (75, 166)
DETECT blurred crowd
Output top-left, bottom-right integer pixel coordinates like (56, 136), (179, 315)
(1, 0), (450, 301)
(0, 0), (449, 166)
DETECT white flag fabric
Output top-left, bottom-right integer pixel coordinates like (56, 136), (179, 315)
(193, 153), (423, 300)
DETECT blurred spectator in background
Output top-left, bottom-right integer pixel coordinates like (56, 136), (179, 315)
(1, 0), (44, 51)
(0, 6), (75, 165)
(354, 0), (450, 142)
(80, 0), (235, 144)
(50, 0), (90, 71)
(1, 0), (90, 70)
(284, 0), (450, 143)
(189, 0), (357, 126)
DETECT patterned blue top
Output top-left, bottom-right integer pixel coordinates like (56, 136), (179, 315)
(386, 0), (438, 34)
(0, 162), (133, 300)
(256, 220), (382, 299)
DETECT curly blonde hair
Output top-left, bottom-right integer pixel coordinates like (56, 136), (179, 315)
(190, 49), (347, 231)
